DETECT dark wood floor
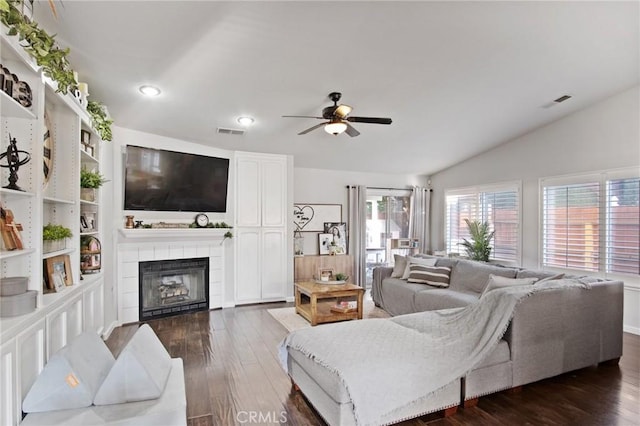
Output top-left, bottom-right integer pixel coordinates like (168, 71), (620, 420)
(106, 303), (640, 425)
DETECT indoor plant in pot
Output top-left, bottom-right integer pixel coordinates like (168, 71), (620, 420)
(42, 223), (72, 253)
(460, 219), (495, 262)
(80, 167), (107, 202)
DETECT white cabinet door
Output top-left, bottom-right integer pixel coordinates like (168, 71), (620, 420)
(261, 228), (287, 300)
(83, 279), (104, 335)
(0, 338), (18, 426)
(261, 158), (287, 227)
(17, 319), (46, 412)
(46, 292), (84, 358)
(236, 156), (261, 227)
(235, 228), (262, 303)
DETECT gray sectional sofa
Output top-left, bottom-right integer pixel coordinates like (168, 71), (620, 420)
(372, 256), (624, 400)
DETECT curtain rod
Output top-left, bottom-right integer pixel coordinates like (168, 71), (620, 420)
(346, 186), (433, 192)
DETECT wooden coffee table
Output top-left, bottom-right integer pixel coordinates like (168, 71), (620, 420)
(294, 281), (365, 326)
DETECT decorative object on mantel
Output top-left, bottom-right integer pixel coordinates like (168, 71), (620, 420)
(80, 235), (101, 274)
(42, 223), (72, 253)
(125, 215), (134, 229)
(220, 231), (233, 245)
(1, 207), (23, 250)
(0, 134), (31, 191)
(80, 167), (107, 202)
(151, 222), (190, 229)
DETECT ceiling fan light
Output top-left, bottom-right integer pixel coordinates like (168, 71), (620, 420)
(324, 121), (348, 135)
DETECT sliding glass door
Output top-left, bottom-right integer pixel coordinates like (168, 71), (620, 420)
(365, 191), (411, 286)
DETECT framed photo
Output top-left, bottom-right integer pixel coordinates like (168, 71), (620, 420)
(317, 268), (334, 282)
(294, 204), (342, 232)
(80, 130), (91, 145)
(44, 255), (73, 289)
(80, 214), (89, 231)
(51, 271), (65, 292)
(318, 233), (333, 255)
(324, 222), (347, 254)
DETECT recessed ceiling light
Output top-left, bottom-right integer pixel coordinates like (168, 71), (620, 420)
(139, 85), (161, 97)
(237, 116), (255, 126)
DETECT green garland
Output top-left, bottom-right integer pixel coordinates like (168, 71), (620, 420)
(87, 100), (113, 141)
(1, 0), (114, 141)
(0, 0), (76, 94)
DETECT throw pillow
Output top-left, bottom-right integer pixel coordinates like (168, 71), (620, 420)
(401, 256), (437, 280)
(94, 324), (172, 405)
(480, 274), (538, 298)
(22, 332), (115, 412)
(391, 254), (408, 278)
(407, 264), (451, 287)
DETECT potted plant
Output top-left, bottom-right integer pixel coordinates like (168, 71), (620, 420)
(42, 223), (72, 253)
(460, 219), (495, 262)
(80, 167), (107, 202)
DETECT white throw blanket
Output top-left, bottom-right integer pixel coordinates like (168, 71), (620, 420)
(279, 279), (589, 426)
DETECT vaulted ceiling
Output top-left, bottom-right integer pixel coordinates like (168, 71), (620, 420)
(36, 1), (639, 174)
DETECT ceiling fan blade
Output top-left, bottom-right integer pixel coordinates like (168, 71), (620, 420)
(283, 115), (324, 119)
(335, 104), (352, 119)
(345, 122), (360, 137)
(347, 116), (393, 125)
(298, 122), (327, 135)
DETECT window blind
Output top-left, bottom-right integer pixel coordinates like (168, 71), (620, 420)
(606, 177), (640, 275)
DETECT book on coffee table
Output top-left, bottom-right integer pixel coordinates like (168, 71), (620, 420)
(330, 301), (357, 313)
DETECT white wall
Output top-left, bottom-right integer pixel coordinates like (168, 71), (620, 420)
(294, 168), (427, 254)
(429, 86), (640, 333)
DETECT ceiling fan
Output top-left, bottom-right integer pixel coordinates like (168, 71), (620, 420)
(283, 92), (392, 137)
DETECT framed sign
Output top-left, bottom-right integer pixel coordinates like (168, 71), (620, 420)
(293, 203), (342, 232)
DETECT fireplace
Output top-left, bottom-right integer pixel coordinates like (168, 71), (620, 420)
(139, 257), (209, 320)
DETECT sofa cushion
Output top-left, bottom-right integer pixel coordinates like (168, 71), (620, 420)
(407, 265), (451, 287)
(379, 278), (426, 315)
(414, 288), (479, 311)
(480, 275), (538, 298)
(401, 256), (437, 279)
(94, 324), (172, 405)
(434, 257), (459, 270)
(449, 259), (518, 293)
(474, 340), (511, 369)
(391, 255), (408, 278)
(22, 332), (115, 413)
(516, 269), (562, 280)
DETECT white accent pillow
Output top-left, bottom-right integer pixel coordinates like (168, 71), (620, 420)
(401, 256), (437, 280)
(22, 332), (115, 412)
(390, 255), (408, 278)
(93, 324), (172, 405)
(481, 274), (538, 298)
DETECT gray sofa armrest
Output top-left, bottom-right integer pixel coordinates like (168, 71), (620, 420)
(504, 280), (623, 387)
(371, 266), (394, 307)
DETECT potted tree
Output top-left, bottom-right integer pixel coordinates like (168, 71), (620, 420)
(460, 219), (495, 262)
(43, 223), (72, 253)
(80, 167), (107, 202)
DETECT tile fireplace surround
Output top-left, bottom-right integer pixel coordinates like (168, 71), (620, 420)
(117, 229), (226, 324)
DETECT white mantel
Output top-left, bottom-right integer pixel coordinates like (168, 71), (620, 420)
(116, 229), (229, 324)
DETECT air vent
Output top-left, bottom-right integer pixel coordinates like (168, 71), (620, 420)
(216, 127), (245, 136)
(553, 95), (572, 103)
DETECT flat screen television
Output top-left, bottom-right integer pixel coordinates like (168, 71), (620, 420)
(124, 145), (229, 212)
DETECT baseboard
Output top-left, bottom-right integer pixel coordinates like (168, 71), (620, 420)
(285, 296), (294, 303)
(623, 325), (640, 335)
(101, 320), (120, 340)
(222, 302), (236, 309)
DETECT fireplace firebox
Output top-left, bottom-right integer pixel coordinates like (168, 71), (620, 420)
(139, 257), (209, 320)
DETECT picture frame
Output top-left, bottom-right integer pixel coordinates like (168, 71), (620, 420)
(80, 129), (91, 145)
(44, 254), (73, 289)
(294, 203), (342, 232)
(318, 233), (333, 255)
(80, 214), (89, 231)
(51, 271), (65, 292)
(324, 222), (347, 254)
(317, 268), (334, 281)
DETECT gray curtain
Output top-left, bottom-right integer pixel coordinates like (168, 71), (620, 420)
(347, 185), (367, 288)
(409, 187), (431, 253)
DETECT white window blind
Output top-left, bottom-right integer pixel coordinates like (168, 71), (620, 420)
(445, 184), (520, 262)
(542, 182), (600, 271)
(541, 171), (639, 277)
(606, 177), (640, 275)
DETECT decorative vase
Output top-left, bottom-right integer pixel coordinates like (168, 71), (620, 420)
(80, 188), (96, 202)
(43, 239), (65, 254)
(125, 215), (135, 229)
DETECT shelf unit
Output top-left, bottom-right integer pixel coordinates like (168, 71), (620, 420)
(1, 26), (106, 425)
